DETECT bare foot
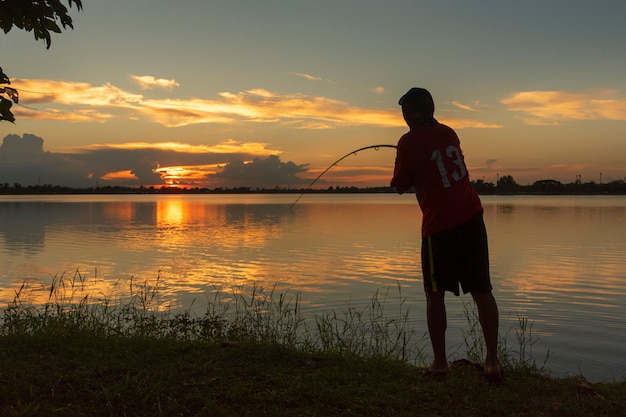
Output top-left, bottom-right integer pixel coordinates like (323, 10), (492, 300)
(483, 362), (503, 384)
(422, 362), (450, 377)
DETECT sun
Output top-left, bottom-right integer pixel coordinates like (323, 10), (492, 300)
(153, 164), (222, 188)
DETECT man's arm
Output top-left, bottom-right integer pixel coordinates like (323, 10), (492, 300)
(390, 141), (415, 194)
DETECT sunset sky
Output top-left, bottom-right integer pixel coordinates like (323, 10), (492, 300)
(1, 0), (625, 189)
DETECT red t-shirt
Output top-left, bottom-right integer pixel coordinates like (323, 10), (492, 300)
(390, 123), (483, 237)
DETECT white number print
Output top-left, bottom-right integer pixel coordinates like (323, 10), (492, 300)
(431, 145), (468, 188)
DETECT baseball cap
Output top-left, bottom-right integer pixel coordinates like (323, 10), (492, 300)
(398, 87), (434, 107)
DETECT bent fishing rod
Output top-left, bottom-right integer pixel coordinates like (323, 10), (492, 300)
(290, 144), (397, 208)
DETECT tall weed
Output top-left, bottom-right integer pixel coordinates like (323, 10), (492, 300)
(1, 273), (547, 373)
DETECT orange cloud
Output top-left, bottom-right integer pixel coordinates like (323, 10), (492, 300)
(79, 139), (280, 156)
(216, 88), (404, 128)
(10, 77), (502, 130)
(101, 170), (137, 181)
(11, 78), (403, 128)
(130, 75), (180, 90)
(13, 107), (114, 123)
(154, 164), (223, 186)
(13, 79), (143, 105)
(501, 90), (626, 124)
(72, 140), (285, 187)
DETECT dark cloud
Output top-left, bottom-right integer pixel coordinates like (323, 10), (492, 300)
(0, 134), (94, 187)
(73, 149), (167, 186)
(209, 155), (307, 188)
(0, 134), (309, 188)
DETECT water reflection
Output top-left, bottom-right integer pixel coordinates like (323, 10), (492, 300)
(0, 194), (625, 381)
(0, 195), (420, 307)
(0, 202), (47, 254)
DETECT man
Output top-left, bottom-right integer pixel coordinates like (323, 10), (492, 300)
(390, 87), (502, 383)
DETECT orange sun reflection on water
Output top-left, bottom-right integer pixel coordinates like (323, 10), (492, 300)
(5, 195), (624, 323)
(103, 198), (291, 302)
(158, 199), (185, 226)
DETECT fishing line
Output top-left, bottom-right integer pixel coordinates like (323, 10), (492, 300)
(290, 144), (397, 208)
(0, 86), (46, 111)
(11, 87), (50, 94)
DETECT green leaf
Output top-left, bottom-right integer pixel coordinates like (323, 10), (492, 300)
(0, 97), (15, 123)
(44, 18), (62, 33)
(0, 18), (14, 33)
(69, 0), (84, 11)
(2, 87), (19, 103)
(0, 68), (9, 85)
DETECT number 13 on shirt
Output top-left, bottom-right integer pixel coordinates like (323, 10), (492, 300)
(431, 145), (468, 188)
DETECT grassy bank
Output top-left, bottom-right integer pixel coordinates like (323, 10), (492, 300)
(1, 275), (624, 416)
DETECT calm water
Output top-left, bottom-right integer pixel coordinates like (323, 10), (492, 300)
(1, 193), (625, 382)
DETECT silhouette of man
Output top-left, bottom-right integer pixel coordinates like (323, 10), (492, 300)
(391, 87), (502, 382)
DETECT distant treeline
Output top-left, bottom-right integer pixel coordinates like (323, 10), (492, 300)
(1, 177), (626, 195)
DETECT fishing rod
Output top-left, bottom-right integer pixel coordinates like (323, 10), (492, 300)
(290, 144), (397, 208)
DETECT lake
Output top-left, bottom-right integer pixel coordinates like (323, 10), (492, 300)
(1, 193), (624, 382)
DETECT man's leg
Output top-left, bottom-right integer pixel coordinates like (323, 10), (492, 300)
(471, 290), (502, 381)
(425, 290), (449, 372)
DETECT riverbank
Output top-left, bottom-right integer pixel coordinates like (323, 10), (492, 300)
(1, 280), (624, 416)
(1, 333), (624, 417)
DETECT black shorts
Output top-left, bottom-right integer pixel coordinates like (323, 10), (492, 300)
(421, 213), (492, 296)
